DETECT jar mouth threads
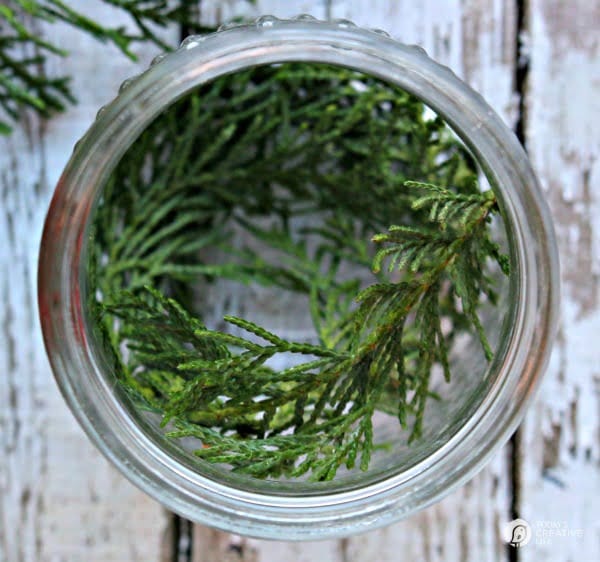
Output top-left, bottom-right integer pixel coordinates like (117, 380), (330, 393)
(39, 18), (559, 539)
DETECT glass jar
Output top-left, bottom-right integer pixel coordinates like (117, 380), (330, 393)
(38, 16), (559, 540)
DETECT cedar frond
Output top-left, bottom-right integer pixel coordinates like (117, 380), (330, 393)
(89, 61), (510, 480)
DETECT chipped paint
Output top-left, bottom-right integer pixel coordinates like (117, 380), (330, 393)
(521, 1), (599, 560)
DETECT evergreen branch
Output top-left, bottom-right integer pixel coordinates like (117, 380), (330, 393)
(89, 61), (510, 480)
(0, 0), (255, 132)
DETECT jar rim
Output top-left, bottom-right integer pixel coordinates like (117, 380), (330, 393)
(38, 17), (559, 539)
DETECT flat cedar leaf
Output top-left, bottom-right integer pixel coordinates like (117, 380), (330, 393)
(372, 245), (402, 273)
(404, 180), (447, 193)
(387, 224), (429, 236)
(411, 194), (443, 210)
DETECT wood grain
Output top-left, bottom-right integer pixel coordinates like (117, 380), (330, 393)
(0, 4), (173, 561)
(520, 1), (600, 560)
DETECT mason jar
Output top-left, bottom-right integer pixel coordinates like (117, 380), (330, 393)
(38, 16), (559, 540)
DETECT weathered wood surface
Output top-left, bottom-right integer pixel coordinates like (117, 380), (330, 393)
(1, 1), (597, 561)
(0, 3), (173, 562)
(520, 1), (600, 561)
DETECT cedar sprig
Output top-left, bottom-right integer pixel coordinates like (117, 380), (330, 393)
(90, 62), (510, 480)
(101, 184), (506, 478)
(0, 0), (255, 133)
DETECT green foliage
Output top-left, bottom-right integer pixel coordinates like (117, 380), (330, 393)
(0, 0), (257, 133)
(89, 62), (509, 481)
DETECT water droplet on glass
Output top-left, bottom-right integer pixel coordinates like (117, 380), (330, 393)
(119, 77), (136, 93)
(180, 36), (193, 48)
(293, 14), (317, 21)
(334, 19), (356, 28)
(180, 35), (206, 50)
(409, 44), (427, 56)
(372, 28), (391, 38)
(256, 15), (279, 28)
(150, 53), (167, 66)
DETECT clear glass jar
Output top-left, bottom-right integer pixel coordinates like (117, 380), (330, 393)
(38, 16), (559, 539)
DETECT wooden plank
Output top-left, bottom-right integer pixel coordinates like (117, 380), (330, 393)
(188, 1), (517, 561)
(0, 3), (175, 561)
(519, 1), (600, 560)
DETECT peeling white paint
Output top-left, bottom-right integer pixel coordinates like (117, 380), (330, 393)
(521, 1), (599, 561)
(0, 5), (171, 562)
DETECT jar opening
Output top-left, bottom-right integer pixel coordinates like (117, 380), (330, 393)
(39, 19), (558, 538)
(84, 60), (514, 495)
